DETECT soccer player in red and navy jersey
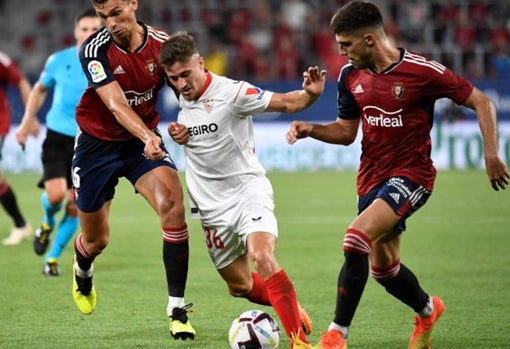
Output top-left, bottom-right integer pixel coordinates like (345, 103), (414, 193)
(286, 1), (509, 349)
(0, 51), (33, 246)
(71, 0), (195, 340)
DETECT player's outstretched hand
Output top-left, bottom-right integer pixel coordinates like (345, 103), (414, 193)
(486, 155), (509, 191)
(286, 120), (313, 145)
(302, 66), (327, 97)
(168, 122), (189, 145)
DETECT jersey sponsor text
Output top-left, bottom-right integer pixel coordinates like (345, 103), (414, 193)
(125, 88), (154, 107)
(363, 106), (403, 127)
(188, 123), (219, 136)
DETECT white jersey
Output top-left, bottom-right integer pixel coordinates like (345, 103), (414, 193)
(178, 71), (274, 219)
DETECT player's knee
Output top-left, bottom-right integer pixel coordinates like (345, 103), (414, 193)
(47, 190), (66, 206)
(158, 199), (185, 222)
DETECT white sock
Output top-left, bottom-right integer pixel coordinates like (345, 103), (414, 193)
(418, 297), (433, 317)
(74, 260), (93, 278)
(167, 296), (185, 317)
(328, 322), (349, 339)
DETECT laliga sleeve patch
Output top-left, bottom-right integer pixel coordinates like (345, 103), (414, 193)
(87, 60), (107, 83)
(244, 85), (265, 100)
(245, 87), (261, 95)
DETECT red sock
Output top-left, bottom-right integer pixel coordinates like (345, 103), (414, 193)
(246, 272), (271, 305)
(265, 269), (307, 343)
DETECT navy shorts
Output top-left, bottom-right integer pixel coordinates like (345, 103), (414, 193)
(358, 176), (431, 232)
(38, 129), (75, 189)
(72, 129), (177, 213)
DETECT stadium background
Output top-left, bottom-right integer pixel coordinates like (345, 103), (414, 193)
(1, 0), (510, 172)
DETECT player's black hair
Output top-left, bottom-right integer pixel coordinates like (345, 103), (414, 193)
(330, 0), (383, 34)
(90, 0), (130, 10)
(75, 8), (98, 24)
(159, 31), (199, 68)
(90, 0), (107, 8)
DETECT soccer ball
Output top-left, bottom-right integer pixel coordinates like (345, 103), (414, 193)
(228, 309), (280, 349)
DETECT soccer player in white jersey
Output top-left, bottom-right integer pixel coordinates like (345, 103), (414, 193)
(160, 31), (326, 349)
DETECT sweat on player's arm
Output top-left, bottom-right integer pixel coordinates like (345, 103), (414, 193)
(94, 80), (164, 160)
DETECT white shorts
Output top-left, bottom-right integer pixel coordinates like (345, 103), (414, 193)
(200, 190), (278, 269)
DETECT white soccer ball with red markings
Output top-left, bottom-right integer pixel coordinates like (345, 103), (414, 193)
(228, 309), (280, 349)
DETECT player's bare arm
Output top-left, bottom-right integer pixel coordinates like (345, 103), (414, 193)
(463, 87), (509, 190)
(15, 81), (46, 146)
(286, 117), (359, 145)
(168, 122), (189, 145)
(267, 66), (326, 113)
(17, 75), (31, 106)
(95, 81), (164, 160)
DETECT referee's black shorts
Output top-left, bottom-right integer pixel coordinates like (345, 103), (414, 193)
(39, 129), (75, 189)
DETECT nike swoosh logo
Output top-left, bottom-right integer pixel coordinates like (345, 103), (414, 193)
(251, 216), (262, 221)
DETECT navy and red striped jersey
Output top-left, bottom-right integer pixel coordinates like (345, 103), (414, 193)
(0, 51), (24, 135)
(76, 23), (169, 141)
(337, 49), (473, 195)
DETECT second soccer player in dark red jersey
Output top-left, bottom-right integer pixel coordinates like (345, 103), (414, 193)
(286, 1), (509, 349)
(0, 51), (33, 246)
(71, 0), (195, 340)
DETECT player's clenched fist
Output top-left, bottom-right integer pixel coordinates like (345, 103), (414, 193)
(168, 122), (189, 145)
(286, 121), (313, 145)
(144, 134), (164, 160)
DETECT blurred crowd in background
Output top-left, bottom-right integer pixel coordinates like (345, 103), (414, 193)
(1, 0), (510, 83)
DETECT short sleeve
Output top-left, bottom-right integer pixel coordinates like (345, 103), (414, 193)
(337, 65), (360, 120)
(232, 81), (274, 117)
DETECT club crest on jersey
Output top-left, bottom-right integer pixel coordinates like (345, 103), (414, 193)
(203, 99), (214, 113)
(392, 82), (405, 99)
(87, 60), (107, 83)
(146, 60), (157, 76)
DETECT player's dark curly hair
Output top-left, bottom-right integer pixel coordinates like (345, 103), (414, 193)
(159, 31), (199, 68)
(90, 0), (130, 9)
(330, 1), (383, 34)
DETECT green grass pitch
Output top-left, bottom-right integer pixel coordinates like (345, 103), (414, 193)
(0, 170), (508, 348)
